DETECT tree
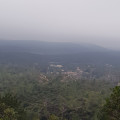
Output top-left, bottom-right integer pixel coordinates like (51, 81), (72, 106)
(0, 93), (26, 120)
(48, 114), (59, 120)
(98, 86), (120, 120)
(0, 103), (17, 120)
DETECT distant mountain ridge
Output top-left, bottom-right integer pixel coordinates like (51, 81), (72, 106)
(0, 40), (108, 55)
(1, 40), (120, 67)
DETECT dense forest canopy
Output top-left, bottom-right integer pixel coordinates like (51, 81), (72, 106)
(0, 63), (118, 120)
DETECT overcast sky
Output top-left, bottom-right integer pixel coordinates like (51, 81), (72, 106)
(0, 0), (120, 49)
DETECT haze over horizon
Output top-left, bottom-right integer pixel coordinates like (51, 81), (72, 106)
(0, 0), (120, 50)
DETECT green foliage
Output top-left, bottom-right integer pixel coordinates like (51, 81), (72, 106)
(98, 86), (120, 120)
(0, 94), (26, 120)
(0, 65), (115, 120)
(48, 114), (59, 120)
(0, 103), (17, 120)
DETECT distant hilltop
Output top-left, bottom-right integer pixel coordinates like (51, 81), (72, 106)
(0, 40), (108, 55)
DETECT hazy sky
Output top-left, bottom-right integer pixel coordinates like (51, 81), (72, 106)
(0, 0), (120, 49)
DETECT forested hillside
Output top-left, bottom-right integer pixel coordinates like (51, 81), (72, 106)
(0, 64), (117, 120)
(0, 41), (120, 120)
